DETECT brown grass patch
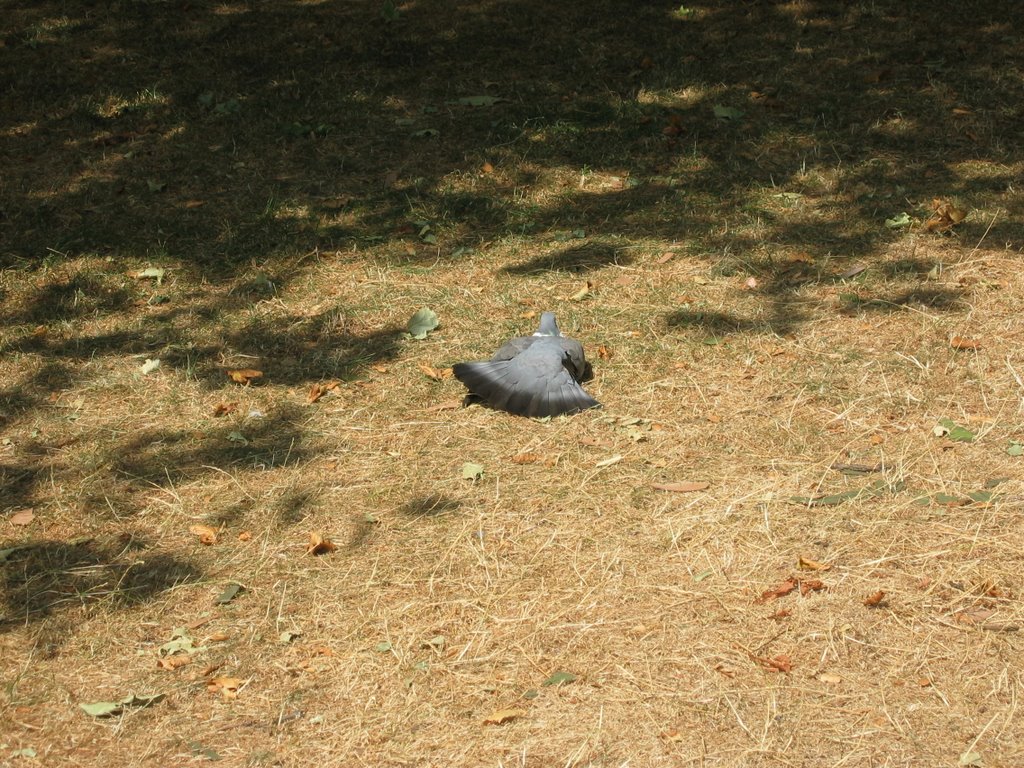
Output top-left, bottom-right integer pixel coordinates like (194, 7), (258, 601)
(2, 1), (1024, 765)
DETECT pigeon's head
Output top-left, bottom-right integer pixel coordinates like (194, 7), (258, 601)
(534, 312), (561, 337)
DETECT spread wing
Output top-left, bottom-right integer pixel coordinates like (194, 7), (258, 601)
(453, 341), (599, 418)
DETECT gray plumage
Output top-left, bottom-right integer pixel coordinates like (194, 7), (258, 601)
(453, 312), (600, 418)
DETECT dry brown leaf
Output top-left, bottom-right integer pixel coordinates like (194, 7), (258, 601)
(226, 369), (263, 385)
(800, 578), (826, 596)
(212, 402), (237, 417)
(950, 336), (981, 351)
(418, 364), (453, 382)
(207, 676), (242, 699)
(656, 252), (675, 264)
(157, 654), (192, 671)
(569, 281), (594, 302)
(758, 578), (797, 603)
(917, 678), (933, 687)
(183, 199), (206, 209)
(652, 481), (709, 493)
(769, 607), (792, 621)
(9, 509), (35, 526)
(869, 433), (885, 445)
(597, 344), (613, 360)
(925, 199), (968, 232)
(306, 533), (336, 556)
(189, 524), (218, 545)
(426, 400), (462, 412)
(510, 452), (544, 465)
(659, 728), (683, 742)
(753, 654), (792, 673)
(955, 607), (996, 625)
(207, 632), (230, 643)
(863, 590), (886, 607)
(818, 672), (842, 684)
(797, 556), (831, 571)
(371, 364), (389, 374)
(580, 436), (613, 448)
(481, 161), (494, 174)
(714, 662), (737, 678)
(308, 380), (339, 404)
(482, 708), (525, 725)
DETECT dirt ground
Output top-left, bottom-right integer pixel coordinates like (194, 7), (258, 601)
(2, 0), (1023, 765)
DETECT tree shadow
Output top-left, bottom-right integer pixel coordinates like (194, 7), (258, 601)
(0, 537), (202, 634)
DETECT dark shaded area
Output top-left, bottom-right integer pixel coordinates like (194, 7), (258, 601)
(501, 242), (630, 275)
(400, 494), (462, 518)
(0, 536), (201, 633)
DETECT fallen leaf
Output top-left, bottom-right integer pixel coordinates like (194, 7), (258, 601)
(936, 418), (975, 442)
(306, 533), (337, 556)
(743, 276), (758, 290)
(652, 481), (709, 493)
(481, 161), (494, 174)
(189, 524), (218, 545)
(800, 578), (826, 596)
(212, 402), (237, 417)
(215, 583), (244, 605)
(595, 455), (623, 469)
(184, 199), (206, 209)
(955, 607), (996, 625)
(307, 380), (339, 403)
(657, 252), (675, 264)
(140, 358), (161, 375)
(426, 400), (461, 412)
(918, 678), (933, 687)
(960, 750), (983, 767)
(569, 281), (594, 302)
(542, 671), (576, 686)
(207, 676), (242, 699)
(134, 267), (166, 285)
(753, 654), (792, 673)
(207, 631), (230, 643)
(769, 607), (792, 621)
(510, 452), (545, 465)
(157, 654), (193, 671)
(885, 212), (912, 229)
(482, 708), (524, 725)
(758, 578), (797, 603)
(419, 364), (452, 381)
(238, 531), (252, 542)
(226, 369), (263, 385)
(279, 630), (301, 643)
(863, 590), (886, 607)
(950, 336), (981, 351)
(454, 462), (485, 483)
(818, 672), (842, 684)
(80, 693), (165, 718)
(797, 556), (830, 571)
(9, 509), (34, 526)
(660, 728), (684, 742)
(580, 436), (613, 448)
(597, 344), (612, 360)
(925, 199), (968, 233)
(407, 307), (440, 339)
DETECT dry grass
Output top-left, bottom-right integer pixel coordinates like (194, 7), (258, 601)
(2, 0), (1024, 766)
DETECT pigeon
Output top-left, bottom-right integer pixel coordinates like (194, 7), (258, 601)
(452, 312), (600, 418)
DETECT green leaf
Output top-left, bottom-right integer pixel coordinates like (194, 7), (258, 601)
(11, 748), (37, 758)
(226, 431), (248, 445)
(410, 128), (439, 138)
(1007, 441), (1023, 457)
(423, 635), (446, 651)
(146, 179), (166, 193)
(380, 0), (400, 21)
(693, 569), (714, 583)
(216, 583), (244, 605)
(454, 95), (505, 107)
(80, 692), (164, 718)
(407, 307), (439, 340)
(790, 489), (864, 507)
(885, 212), (911, 229)
(136, 267), (165, 285)
(542, 671), (577, 687)
(959, 751), (983, 767)
(967, 490), (997, 504)
(413, 660), (429, 672)
(374, 640), (393, 652)
(522, 688), (540, 699)
(713, 105), (744, 121)
(938, 418), (975, 442)
(462, 462), (484, 480)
